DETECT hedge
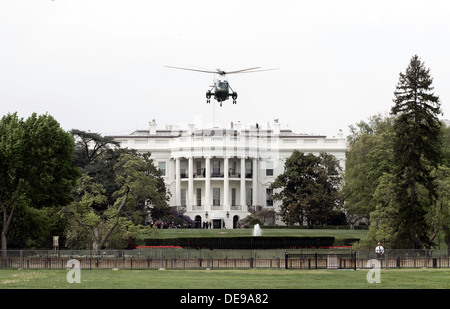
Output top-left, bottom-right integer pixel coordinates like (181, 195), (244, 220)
(144, 236), (336, 249)
(261, 225), (368, 230)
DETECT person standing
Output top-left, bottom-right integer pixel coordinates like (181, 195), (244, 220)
(375, 242), (384, 259)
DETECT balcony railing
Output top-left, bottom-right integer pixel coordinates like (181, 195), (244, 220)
(178, 172), (253, 179)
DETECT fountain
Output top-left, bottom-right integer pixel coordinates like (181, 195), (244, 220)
(252, 224), (262, 236)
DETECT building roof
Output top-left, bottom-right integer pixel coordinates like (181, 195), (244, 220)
(109, 120), (332, 140)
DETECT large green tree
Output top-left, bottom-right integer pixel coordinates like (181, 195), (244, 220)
(390, 55), (443, 248)
(71, 129), (121, 209)
(343, 115), (394, 222)
(426, 125), (450, 249)
(66, 151), (169, 251)
(271, 151), (343, 226)
(0, 113), (79, 253)
(71, 129), (171, 223)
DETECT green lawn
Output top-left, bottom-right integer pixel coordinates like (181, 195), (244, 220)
(1, 268), (449, 289)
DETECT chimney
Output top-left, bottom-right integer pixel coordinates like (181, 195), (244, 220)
(188, 124), (195, 134)
(149, 119), (157, 135)
(234, 121), (242, 132)
(272, 119), (280, 135)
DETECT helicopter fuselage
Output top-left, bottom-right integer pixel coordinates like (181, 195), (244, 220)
(206, 79), (238, 106)
(214, 80), (230, 102)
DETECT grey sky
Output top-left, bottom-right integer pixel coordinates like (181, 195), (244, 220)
(1, 0), (449, 138)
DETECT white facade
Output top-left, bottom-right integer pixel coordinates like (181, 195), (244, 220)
(110, 120), (347, 229)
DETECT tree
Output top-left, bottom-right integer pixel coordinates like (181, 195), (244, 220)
(71, 129), (120, 168)
(0, 113), (79, 254)
(71, 129), (121, 208)
(442, 124), (450, 166)
(237, 209), (277, 228)
(390, 55), (443, 248)
(71, 130), (171, 222)
(270, 151), (342, 226)
(427, 165), (450, 249)
(66, 152), (168, 252)
(343, 115), (394, 220)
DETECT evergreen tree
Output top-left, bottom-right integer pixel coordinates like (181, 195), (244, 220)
(390, 55), (443, 248)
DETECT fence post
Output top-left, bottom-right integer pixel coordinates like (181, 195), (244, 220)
(285, 252), (288, 269)
(47, 251), (50, 270)
(315, 252), (318, 270)
(20, 250), (24, 269)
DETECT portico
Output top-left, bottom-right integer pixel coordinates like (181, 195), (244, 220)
(174, 156), (257, 210)
(174, 156), (257, 228)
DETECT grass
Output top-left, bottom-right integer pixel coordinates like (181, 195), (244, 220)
(1, 268), (449, 289)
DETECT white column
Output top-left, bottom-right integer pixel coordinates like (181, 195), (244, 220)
(252, 158), (257, 207)
(175, 157), (181, 206)
(188, 157), (193, 212)
(224, 157), (229, 209)
(240, 157), (246, 209)
(205, 157), (211, 210)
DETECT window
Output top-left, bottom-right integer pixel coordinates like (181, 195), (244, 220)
(213, 188), (220, 206)
(158, 162), (166, 176)
(245, 161), (252, 178)
(231, 188), (236, 206)
(231, 160), (237, 176)
(196, 188), (201, 206)
(180, 161), (187, 178)
(266, 188), (273, 206)
(246, 188), (253, 206)
(181, 189), (186, 206)
(266, 161), (273, 176)
(213, 160), (221, 177)
(196, 161), (202, 177)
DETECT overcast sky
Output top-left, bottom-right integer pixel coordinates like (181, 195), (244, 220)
(1, 0), (449, 138)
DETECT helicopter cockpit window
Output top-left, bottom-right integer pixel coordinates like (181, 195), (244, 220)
(217, 81), (228, 89)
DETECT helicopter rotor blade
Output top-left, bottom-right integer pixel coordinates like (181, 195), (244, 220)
(164, 66), (218, 74)
(165, 65), (279, 75)
(223, 67), (262, 74)
(230, 68), (279, 74)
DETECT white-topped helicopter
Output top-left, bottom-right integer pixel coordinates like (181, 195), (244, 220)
(164, 66), (278, 106)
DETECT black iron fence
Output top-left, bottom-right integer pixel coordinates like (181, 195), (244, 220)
(285, 252), (357, 270)
(356, 249), (450, 269)
(0, 249), (449, 270)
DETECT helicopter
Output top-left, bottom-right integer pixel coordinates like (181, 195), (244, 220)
(164, 66), (278, 106)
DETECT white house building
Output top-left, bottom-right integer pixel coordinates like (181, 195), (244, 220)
(109, 120), (347, 229)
